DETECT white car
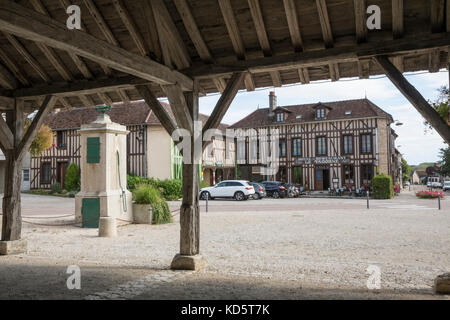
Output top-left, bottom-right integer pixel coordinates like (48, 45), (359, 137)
(199, 180), (255, 201)
(443, 181), (450, 192)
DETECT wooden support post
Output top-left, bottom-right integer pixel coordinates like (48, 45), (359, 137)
(1, 96), (56, 247)
(170, 83), (205, 271)
(375, 56), (450, 144)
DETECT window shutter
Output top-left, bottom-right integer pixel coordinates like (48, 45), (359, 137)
(86, 137), (100, 164)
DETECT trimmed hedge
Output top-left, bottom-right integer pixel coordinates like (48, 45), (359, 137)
(133, 184), (173, 224)
(372, 174), (394, 199)
(127, 175), (182, 201)
(65, 163), (80, 192)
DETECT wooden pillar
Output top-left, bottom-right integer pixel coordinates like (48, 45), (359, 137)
(171, 84), (205, 270)
(1, 100), (24, 242)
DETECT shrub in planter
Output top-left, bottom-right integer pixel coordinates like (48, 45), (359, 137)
(65, 163), (80, 192)
(158, 179), (182, 201)
(133, 184), (173, 225)
(372, 174), (394, 199)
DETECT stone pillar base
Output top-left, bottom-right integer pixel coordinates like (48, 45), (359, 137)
(99, 217), (117, 238)
(434, 273), (450, 294)
(0, 239), (27, 255)
(171, 254), (206, 271)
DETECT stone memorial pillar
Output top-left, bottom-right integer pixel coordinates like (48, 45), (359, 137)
(75, 108), (133, 227)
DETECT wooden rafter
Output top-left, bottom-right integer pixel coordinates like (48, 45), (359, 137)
(283, 0), (309, 84)
(141, 0), (162, 61)
(316, 0), (339, 81)
(375, 55), (450, 144)
(0, 62), (17, 90)
(354, 0), (367, 43)
(358, 59), (371, 79)
(218, 0), (256, 91)
(431, 0), (445, 33)
(0, 47), (29, 86)
(0, 111), (13, 150)
(429, 49), (441, 73)
(184, 33), (450, 78)
(392, 0), (404, 39)
(0, 0), (193, 90)
(247, 0), (282, 87)
(163, 84), (193, 132)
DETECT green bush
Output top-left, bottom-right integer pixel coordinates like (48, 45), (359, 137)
(200, 180), (210, 189)
(127, 175), (182, 201)
(133, 184), (173, 224)
(50, 182), (62, 194)
(372, 174), (394, 199)
(65, 163), (80, 191)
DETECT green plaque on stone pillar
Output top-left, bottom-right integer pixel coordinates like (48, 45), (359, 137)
(82, 198), (100, 228)
(86, 137), (100, 163)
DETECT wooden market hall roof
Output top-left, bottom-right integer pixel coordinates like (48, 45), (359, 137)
(0, 0), (449, 111)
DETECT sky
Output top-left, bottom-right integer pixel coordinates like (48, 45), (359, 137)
(195, 70), (449, 166)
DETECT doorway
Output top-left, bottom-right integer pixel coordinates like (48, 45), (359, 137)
(315, 166), (330, 191)
(57, 162), (68, 188)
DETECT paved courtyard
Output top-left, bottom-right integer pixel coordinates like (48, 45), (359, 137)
(0, 187), (449, 300)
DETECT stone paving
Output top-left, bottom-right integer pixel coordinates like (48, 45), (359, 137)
(0, 187), (449, 299)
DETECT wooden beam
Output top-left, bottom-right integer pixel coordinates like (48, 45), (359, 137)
(283, 0), (303, 52)
(112, 0), (148, 56)
(203, 72), (245, 137)
(429, 49), (441, 73)
(0, 0), (193, 90)
(447, 0), (450, 32)
(184, 33), (450, 78)
(0, 62), (17, 89)
(375, 55), (450, 144)
(16, 95), (57, 160)
(316, 0), (333, 48)
(244, 73), (255, 91)
(151, 0), (191, 69)
(0, 111), (13, 150)
(298, 68), (310, 84)
(392, 0), (404, 39)
(136, 84), (177, 136)
(392, 56), (404, 73)
(354, 0), (367, 43)
(270, 71), (282, 87)
(358, 59), (370, 79)
(163, 85), (193, 132)
(329, 63), (340, 82)
(431, 0), (445, 33)
(141, 0), (162, 61)
(3, 32), (51, 83)
(0, 47), (29, 86)
(218, 0), (245, 60)
(83, 0), (119, 46)
(13, 76), (149, 99)
(212, 78), (226, 93)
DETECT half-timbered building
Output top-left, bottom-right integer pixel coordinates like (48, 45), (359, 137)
(31, 101), (235, 189)
(231, 92), (399, 191)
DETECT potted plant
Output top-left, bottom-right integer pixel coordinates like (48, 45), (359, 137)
(132, 184), (173, 225)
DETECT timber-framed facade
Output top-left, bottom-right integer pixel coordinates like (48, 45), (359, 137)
(232, 93), (399, 191)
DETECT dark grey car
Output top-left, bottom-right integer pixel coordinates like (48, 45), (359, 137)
(250, 182), (266, 200)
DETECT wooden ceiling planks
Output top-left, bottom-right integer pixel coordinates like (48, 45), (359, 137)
(0, 0), (446, 108)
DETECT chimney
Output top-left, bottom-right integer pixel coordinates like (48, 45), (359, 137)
(268, 91), (277, 116)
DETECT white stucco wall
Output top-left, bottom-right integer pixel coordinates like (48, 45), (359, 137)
(147, 126), (172, 180)
(0, 150), (31, 193)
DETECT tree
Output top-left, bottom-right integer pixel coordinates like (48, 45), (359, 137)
(438, 146), (450, 177)
(401, 158), (411, 183)
(24, 119), (54, 156)
(425, 86), (449, 133)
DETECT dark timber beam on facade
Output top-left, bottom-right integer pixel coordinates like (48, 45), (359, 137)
(0, 0), (193, 91)
(375, 56), (450, 144)
(182, 33), (450, 79)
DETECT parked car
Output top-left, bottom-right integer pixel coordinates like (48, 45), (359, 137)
(199, 180), (255, 201)
(443, 181), (450, 192)
(250, 182), (266, 200)
(261, 181), (288, 198)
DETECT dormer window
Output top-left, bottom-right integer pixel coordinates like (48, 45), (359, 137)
(276, 112), (285, 122)
(317, 109), (325, 119)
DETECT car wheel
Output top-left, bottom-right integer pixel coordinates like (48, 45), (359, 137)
(234, 191), (245, 201)
(200, 191), (211, 200)
(253, 193), (260, 200)
(273, 191), (280, 199)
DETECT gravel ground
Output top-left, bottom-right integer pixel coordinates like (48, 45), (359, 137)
(0, 187), (449, 300)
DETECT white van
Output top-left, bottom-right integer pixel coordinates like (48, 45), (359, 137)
(427, 176), (443, 188)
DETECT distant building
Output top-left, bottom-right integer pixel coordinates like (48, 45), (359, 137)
(0, 150), (31, 193)
(231, 92), (400, 191)
(411, 170), (428, 184)
(30, 102), (234, 189)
